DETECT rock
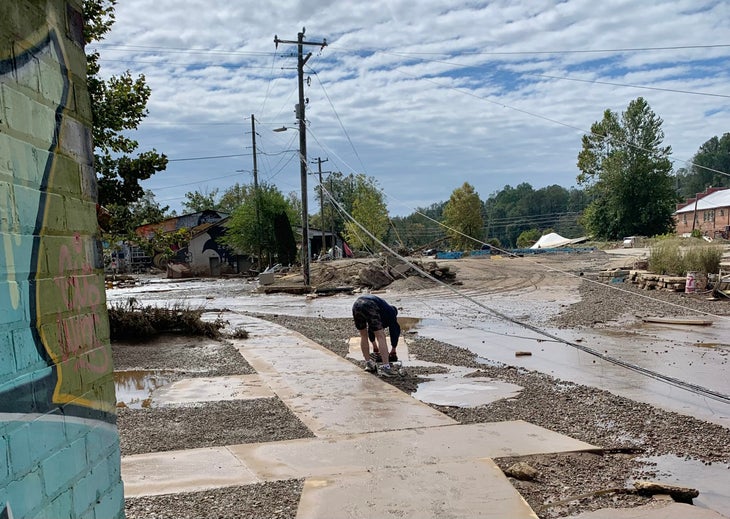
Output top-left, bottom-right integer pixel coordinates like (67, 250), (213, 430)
(358, 265), (394, 289)
(392, 263), (413, 278)
(633, 480), (699, 504)
(504, 462), (539, 481)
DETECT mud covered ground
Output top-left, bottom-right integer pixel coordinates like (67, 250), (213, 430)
(118, 253), (730, 519)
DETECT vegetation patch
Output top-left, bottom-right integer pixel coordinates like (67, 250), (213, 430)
(108, 298), (224, 342)
(648, 238), (723, 276)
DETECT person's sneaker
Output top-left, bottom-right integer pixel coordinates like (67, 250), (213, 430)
(378, 363), (395, 378)
(388, 351), (398, 362)
(369, 351), (383, 363)
(364, 360), (377, 373)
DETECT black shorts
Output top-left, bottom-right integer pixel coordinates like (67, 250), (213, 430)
(352, 298), (383, 333)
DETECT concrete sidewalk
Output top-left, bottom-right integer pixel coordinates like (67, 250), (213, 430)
(120, 314), (723, 518)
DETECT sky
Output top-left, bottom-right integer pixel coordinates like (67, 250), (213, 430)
(93, 0), (730, 218)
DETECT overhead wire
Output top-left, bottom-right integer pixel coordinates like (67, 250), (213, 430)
(287, 74), (730, 406)
(112, 35), (729, 399)
(321, 178), (730, 405)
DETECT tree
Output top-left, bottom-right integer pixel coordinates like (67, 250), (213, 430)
(577, 97), (675, 239)
(342, 178), (389, 252)
(389, 202), (447, 250)
(102, 190), (168, 239)
(182, 189), (220, 213)
(219, 183), (247, 213)
(516, 229), (542, 248)
(442, 182), (484, 250)
(677, 133), (730, 197)
(273, 213), (297, 266)
(84, 0), (167, 208)
(223, 183), (296, 266)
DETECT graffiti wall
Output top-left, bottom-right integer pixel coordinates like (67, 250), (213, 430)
(0, 1), (123, 518)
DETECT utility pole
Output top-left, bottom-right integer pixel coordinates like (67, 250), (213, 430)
(274, 29), (327, 286)
(250, 114), (262, 269)
(330, 174), (336, 254)
(312, 157), (329, 257)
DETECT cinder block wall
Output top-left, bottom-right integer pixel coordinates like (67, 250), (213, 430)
(0, 1), (123, 518)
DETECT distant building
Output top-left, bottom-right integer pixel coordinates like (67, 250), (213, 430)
(674, 187), (730, 239)
(182, 218), (254, 276)
(135, 209), (229, 240)
(107, 210), (236, 274)
(296, 227), (351, 259)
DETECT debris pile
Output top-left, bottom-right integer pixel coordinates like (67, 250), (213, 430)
(261, 257), (459, 293)
(312, 257), (457, 290)
(599, 268), (711, 293)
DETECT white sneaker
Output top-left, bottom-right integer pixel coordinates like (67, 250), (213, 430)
(378, 363), (395, 378)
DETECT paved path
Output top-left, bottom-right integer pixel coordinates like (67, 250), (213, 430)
(120, 315), (724, 518)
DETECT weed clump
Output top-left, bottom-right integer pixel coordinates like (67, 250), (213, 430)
(648, 238), (723, 276)
(108, 298), (224, 342)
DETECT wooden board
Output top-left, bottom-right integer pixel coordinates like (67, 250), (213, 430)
(642, 317), (713, 326)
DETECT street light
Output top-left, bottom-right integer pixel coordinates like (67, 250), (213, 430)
(272, 124), (310, 285)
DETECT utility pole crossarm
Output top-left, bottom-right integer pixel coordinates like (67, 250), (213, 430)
(274, 28), (327, 287)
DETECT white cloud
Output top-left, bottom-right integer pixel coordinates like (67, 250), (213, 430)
(94, 0), (730, 216)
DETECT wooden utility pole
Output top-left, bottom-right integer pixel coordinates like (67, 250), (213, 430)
(274, 29), (327, 286)
(313, 157), (329, 256)
(250, 114), (262, 268)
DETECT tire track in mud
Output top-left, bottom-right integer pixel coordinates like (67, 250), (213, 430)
(412, 267), (549, 301)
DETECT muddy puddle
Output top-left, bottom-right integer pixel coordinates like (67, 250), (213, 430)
(108, 282), (730, 427)
(114, 370), (175, 408)
(414, 316), (730, 428)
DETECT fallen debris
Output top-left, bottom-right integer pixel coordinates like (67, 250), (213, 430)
(504, 462), (539, 481)
(642, 317), (713, 326)
(633, 480), (699, 504)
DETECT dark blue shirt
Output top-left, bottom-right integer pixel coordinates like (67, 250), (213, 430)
(359, 294), (401, 348)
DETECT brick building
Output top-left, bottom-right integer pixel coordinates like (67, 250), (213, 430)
(674, 187), (730, 239)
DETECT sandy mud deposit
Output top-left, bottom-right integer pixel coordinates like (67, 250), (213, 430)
(110, 251), (730, 518)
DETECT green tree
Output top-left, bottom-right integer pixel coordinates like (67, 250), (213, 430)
(182, 189), (220, 213)
(103, 190), (168, 239)
(389, 202), (447, 250)
(84, 0), (167, 207)
(219, 183), (247, 213)
(484, 183), (586, 247)
(442, 182), (484, 250)
(343, 182), (389, 252)
(273, 212), (297, 266)
(677, 133), (730, 198)
(516, 229), (542, 248)
(577, 97), (675, 239)
(223, 183), (295, 266)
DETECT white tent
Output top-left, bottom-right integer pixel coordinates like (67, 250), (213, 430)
(530, 232), (587, 249)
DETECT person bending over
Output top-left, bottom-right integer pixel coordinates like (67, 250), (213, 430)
(352, 294), (401, 377)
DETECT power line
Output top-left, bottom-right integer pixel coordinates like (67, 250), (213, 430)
(167, 150), (296, 162)
(168, 152), (250, 162)
(96, 41), (730, 58)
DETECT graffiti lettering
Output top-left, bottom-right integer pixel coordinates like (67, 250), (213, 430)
(57, 312), (109, 373)
(51, 234), (108, 374)
(54, 234), (102, 311)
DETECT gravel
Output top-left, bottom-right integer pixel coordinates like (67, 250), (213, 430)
(119, 278), (730, 519)
(118, 399), (314, 455)
(553, 276), (730, 328)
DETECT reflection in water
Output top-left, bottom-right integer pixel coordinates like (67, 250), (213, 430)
(114, 370), (174, 408)
(397, 316), (422, 333)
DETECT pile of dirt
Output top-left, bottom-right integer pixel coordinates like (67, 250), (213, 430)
(307, 256), (457, 290)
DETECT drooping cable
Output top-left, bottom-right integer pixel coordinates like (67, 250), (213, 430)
(320, 180), (730, 405)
